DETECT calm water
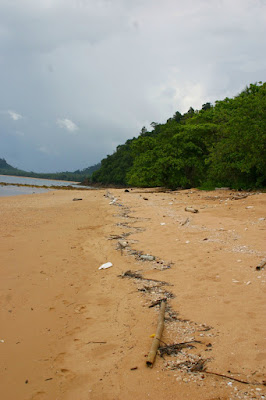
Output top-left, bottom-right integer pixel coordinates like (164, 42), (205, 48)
(0, 175), (88, 197)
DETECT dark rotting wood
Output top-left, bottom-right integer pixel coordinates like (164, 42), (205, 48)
(158, 341), (201, 357)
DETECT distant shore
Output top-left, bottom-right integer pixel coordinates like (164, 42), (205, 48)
(0, 181), (89, 190)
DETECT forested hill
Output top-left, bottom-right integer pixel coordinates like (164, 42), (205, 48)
(91, 82), (266, 189)
(0, 158), (100, 182)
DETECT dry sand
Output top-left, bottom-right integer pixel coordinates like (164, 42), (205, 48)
(0, 188), (265, 400)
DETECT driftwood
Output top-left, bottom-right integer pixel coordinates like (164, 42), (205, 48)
(185, 207), (198, 213)
(232, 194), (249, 200)
(256, 258), (266, 270)
(146, 300), (166, 368)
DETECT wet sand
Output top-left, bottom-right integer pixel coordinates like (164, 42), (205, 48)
(0, 188), (265, 400)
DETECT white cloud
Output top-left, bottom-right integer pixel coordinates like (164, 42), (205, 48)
(7, 110), (23, 121)
(56, 118), (78, 133)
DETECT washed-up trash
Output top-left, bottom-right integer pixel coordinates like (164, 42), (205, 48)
(109, 198), (117, 205)
(0, 339), (4, 343)
(73, 198), (82, 201)
(160, 222), (166, 226)
(140, 255), (155, 261)
(98, 262), (113, 270)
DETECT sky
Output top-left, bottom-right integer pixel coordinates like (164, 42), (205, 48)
(0, 0), (266, 172)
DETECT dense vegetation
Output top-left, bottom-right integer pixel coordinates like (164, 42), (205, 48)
(92, 82), (266, 189)
(0, 158), (100, 182)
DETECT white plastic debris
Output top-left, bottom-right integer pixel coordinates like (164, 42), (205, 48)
(140, 255), (155, 261)
(98, 262), (113, 270)
(160, 222), (166, 226)
(0, 339), (4, 343)
(109, 198), (118, 205)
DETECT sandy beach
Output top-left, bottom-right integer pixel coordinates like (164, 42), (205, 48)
(0, 188), (265, 400)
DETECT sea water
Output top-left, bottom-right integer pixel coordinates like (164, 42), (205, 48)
(0, 175), (86, 197)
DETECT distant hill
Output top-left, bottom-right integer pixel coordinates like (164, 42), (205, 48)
(0, 158), (17, 171)
(0, 158), (101, 183)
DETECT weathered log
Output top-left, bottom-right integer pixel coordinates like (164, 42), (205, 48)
(185, 206), (198, 213)
(146, 300), (166, 367)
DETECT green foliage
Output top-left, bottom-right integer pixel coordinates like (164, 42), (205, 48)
(92, 82), (266, 189)
(91, 139), (136, 185)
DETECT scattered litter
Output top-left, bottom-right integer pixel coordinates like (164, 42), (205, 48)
(185, 207), (198, 213)
(140, 255), (155, 261)
(246, 206), (254, 209)
(109, 198), (118, 205)
(227, 382), (233, 386)
(98, 262), (113, 270)
(160, 222), (166, 226)
(130, 367), (138, 370)
(232, 279), (240, 283)
(185, 241), (190, 244)
(246, 281), (251, 285)
(72, 198), (82, 201)
(124, 189), (129, 192)
(0, 339), (4, 343)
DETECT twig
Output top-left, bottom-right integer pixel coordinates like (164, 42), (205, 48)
(204, 370), (265, 386)
(86, 341), (107, 344)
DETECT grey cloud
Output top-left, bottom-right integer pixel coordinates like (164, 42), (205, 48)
(0, 0), (266, 172)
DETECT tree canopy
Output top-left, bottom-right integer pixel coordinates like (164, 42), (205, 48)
(91, 82), (266, 189)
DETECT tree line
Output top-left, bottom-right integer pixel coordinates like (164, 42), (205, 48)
(91, 82), (266, 189)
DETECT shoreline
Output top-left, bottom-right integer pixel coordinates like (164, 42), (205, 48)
(0, 181), (91, 190)
(0, 174), (80, 184)
(0, 189), (265, 400)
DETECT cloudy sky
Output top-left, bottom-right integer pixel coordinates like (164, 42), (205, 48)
(0, 0), (265, 172)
